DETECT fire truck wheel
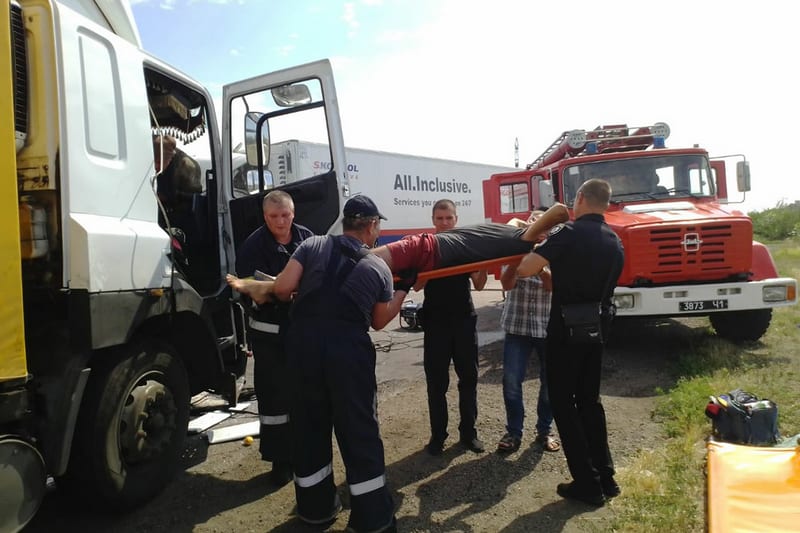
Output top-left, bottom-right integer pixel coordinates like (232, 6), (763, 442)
(58, 339), (189, 511)
(709, 309), (772, 343)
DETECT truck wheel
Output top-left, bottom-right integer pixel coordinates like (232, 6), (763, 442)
(709, 309), (772, 342)
(60, 339), (189, 511)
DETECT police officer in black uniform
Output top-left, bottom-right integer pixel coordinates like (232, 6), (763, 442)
(235, 190), (312, 486)
(517, 179), (624, 507)
(271, 195), (412, 533)
(421, 199), (487, 455)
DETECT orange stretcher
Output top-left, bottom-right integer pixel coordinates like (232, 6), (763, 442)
(404, 254), (528, 283)
(707, 439), (800, 533)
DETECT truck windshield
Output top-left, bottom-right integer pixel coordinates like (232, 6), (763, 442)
(562, 155), (714, 205)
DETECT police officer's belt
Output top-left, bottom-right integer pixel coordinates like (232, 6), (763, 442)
(248, 317), (280, 334)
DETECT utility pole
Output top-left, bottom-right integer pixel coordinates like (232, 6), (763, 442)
(514, 137), (519, 168)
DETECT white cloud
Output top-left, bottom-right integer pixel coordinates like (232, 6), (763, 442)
(136, 0), (799, 211)
(342, 2), (359, 37)
(276, 44), (296, 57)
(375, 29), (406, 44)
(330, 0), (800, 211)
(187, 0), (246, 4)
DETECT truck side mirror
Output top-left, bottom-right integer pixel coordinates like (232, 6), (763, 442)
(244, 111), (270, 168)
(245, 169), (273, 194)
(538, 180), (555, 208)
(736, 161), (751, 192)
(271, 83), (312, 107)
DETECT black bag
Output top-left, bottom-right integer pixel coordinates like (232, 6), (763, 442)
(400, 301), (424, 331)
(705, 389), (780, 445)
(561, 302), (603, 344)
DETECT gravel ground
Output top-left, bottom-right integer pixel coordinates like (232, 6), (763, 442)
(28, 284), (703, 532)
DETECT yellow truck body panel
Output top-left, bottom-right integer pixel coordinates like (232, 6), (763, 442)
(0, 5), (27, 383)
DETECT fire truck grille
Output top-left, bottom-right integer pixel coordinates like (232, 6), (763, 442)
(627, 222), (752, 283)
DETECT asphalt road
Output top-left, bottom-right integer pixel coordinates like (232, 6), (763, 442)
(26, 277), (694, 532)
(371, 278), (507, 385)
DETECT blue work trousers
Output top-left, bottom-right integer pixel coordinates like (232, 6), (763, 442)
(502, 333), (553, 438)
(250, 333), (292, 464)
(287, 319), (394, 533)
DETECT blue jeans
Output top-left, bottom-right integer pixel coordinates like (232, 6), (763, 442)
(502, 333), (553, 438)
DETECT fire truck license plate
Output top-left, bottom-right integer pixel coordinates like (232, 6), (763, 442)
(679, 299), (728, 312)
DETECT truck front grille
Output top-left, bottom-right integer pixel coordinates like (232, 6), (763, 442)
(626, 221), (752, 284)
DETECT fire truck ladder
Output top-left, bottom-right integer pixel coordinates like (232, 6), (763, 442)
(526, 130), (586, 170)
(526, 122), (670, 170)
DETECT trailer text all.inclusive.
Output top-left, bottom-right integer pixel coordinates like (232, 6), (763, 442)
(234, 139), (515, 243)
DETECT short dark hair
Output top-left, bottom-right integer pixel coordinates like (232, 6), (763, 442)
(263, 189), (294, 211)
(342, 215), (377, 232)
(432, 198), (456, 215)
(579, 179), (611, 208)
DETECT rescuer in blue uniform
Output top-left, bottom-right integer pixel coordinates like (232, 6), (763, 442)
(270, 195), (413, 532)
(235, 190), (313, 486)
(518, 179), (624, 507)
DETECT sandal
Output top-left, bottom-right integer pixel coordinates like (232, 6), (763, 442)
(534, 433), (561, 452)
(496, 433), (521, 453)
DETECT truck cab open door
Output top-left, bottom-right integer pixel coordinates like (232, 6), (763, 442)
(222, 60), (348, 260)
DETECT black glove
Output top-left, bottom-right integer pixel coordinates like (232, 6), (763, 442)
(393, 269), (418, 293)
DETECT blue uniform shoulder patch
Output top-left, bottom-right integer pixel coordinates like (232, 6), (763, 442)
(547, 223), (566, 237)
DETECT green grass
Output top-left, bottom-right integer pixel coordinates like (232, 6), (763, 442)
(609, 237), (800, 533)
(750, 202), (800, 241)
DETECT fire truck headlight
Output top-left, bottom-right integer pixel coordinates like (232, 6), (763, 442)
(763, 285), (790, 303)
(613, 294), (635, 310)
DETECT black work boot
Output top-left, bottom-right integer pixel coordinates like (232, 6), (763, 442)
(556, 481), (605, 507)
(270, 460), (293, 487)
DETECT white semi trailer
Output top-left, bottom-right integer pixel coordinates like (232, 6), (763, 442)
(234, 140), (515, 242)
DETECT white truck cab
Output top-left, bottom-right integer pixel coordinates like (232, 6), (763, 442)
(1, 1), (348, 529)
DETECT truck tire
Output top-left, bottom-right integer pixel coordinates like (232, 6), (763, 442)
(709, 309), (772, 343)
(59, 339), (189, 511)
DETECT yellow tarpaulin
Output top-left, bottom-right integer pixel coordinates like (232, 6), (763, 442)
(0, 5), (28, 382)
(707, 440), (800, 533)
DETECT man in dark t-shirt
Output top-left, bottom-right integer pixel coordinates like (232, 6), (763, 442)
(153, 134), (202, 227)
(240, 195), (407, 532)
(417, 200), (488, 456)
(372, 203), (570, 273)
(226, 202), (571, 309)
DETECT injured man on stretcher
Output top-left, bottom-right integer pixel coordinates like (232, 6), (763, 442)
(227, 202), (569, 304)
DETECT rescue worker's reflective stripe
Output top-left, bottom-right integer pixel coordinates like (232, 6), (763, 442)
(295, 463), (333, 488)
(260, 414), (289, 425)
(248, 317), (280, 334)
(349, 474), (386, 496)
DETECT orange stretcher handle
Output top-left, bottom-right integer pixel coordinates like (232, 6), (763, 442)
(395, 254), (528, 282)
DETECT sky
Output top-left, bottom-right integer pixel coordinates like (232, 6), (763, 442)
(130, 0), (800, 213)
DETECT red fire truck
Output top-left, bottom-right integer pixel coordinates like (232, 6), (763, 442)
(482, 122), (797, 342)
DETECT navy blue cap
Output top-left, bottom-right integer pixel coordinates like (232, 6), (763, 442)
(343, 195), (387, 220)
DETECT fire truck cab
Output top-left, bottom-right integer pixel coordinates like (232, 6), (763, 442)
(483, 123), (797, 342)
